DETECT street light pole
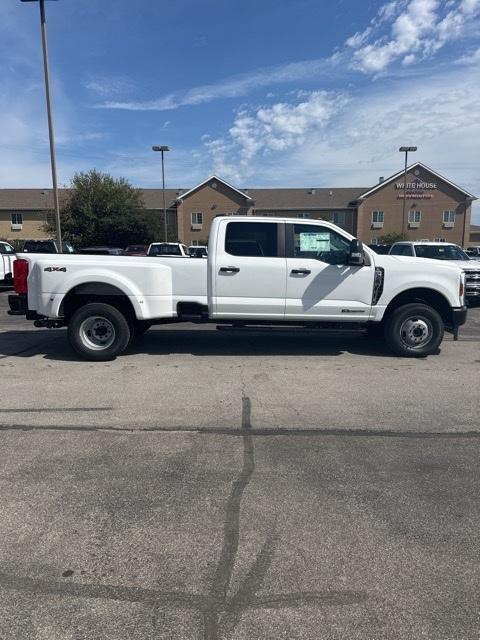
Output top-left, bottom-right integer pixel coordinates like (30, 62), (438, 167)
(399, 146), (417, 238)
(152, 145), (170, 242)
(22, 0), (62, 253)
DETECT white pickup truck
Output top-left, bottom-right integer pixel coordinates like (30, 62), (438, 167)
(8, 216), (467, 360)
(0, 241), (16, 285)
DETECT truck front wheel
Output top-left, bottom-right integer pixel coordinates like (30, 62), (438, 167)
(68, 302), (131, 361)
(384, 303), (444, 357)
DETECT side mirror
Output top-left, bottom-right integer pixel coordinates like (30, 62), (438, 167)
(348, 239), (364, 266)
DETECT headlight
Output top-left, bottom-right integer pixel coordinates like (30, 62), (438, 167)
(459, 272), (466, 300)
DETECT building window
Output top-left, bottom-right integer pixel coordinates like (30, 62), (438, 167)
(408, 210), (421, 223)
(434, 237), (446, 242)
(45, 211), (55, 226)
(371, 237), (378, 245)
(332, 211), (345, 226)
(11, 213), (23, 225)
(297, 213), (310, 219)
(443, 210), (455, 224)
(191, 212), (203, 226)
(372, 211), (384, 223)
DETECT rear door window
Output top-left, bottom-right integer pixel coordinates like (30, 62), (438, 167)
(225, 222), (279, 257)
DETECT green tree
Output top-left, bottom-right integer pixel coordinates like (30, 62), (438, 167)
(377, 232), (406, 245)
(60, 170), (159, 247)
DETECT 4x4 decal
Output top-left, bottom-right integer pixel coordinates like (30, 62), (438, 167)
(44, 266), (66, 272)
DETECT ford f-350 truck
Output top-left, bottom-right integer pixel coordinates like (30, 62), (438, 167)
(8, 217), (467, 360)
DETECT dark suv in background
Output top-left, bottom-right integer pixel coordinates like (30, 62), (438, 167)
(23, 240), (75, 254)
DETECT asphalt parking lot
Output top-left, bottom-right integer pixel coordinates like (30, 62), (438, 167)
(1, 290), (479, 639)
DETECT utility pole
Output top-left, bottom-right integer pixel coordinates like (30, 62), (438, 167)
(21, 0), (63, 252)
(152, 145), (170, 242)
(399, 146), (417, 238)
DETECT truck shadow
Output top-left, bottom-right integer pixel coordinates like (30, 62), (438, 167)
(0, 327), (441, 360)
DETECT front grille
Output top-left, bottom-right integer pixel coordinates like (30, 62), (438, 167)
(465, 271), (480, 280)
(465, 270), (480, 296)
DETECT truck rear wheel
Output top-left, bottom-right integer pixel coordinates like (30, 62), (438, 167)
(384, 303), (444, 357)
(68, 302), (131, 361)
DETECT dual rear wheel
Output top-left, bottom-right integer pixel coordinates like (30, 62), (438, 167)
(68, 303), (150, 361)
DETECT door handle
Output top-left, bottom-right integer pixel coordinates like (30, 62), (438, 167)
(219, 266), (240, 273)
(291, 268), (311, 275)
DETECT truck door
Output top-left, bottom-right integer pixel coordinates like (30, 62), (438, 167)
(211, 220), (286, 319)
(285, 222), (374, 320)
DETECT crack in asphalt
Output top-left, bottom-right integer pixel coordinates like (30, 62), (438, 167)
(0, 423), (479, 439)
(0, 407), (113, 413)
(0, 395), (368, 639)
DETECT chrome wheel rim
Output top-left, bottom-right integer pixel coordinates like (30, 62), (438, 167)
(79, 316), (116, 350)
(399, 316), (432, 349)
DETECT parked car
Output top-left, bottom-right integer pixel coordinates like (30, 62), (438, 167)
(188, 245), (208, 258)
(465, 246), (480, 258)
(368, 244), (391, 254)
(147, 242), (190, 257)
(0, 241), (16, 284)
(124, 244), (149, 256)
(389, 241), (480, 302)
(10, 217), (467, 360)
(23, 239), (75, 254)
(79, 246), (125, 255)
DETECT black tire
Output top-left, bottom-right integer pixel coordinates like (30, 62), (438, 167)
(384, 303), (444, 357)
(67, 302), (131, 361)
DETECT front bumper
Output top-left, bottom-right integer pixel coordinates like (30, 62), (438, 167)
(445, 306), (467, 340)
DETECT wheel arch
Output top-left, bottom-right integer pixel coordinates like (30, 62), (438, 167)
(382, 287), (451, 325)
(59, 282), (137, 324)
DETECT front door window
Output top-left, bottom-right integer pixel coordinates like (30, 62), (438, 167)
(291, 224), (350, 264)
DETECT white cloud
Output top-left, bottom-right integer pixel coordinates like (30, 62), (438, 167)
(350, 0), (480, 73)
(84, 75), (136, 99)
(205, 91), (349, 181)
(94, 56), (341, 112)
(456, 46), (480, 63)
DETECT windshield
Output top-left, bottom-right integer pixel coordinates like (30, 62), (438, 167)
(414, 244), (470, 260)
(149, 244), (182, 256)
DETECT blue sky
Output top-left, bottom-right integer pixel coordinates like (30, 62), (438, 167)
(1, 0), (480, 222)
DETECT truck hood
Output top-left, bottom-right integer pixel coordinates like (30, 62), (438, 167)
(374, 254), (465, 274)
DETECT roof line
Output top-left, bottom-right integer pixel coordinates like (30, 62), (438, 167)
(357, 162), (477, 199)
(175, 175), (252, 201)
(253, 206), (357, 211)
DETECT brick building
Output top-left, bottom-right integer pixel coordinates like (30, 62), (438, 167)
(0, 162), (477, 247)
